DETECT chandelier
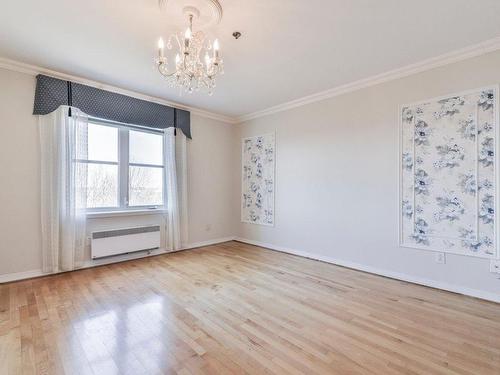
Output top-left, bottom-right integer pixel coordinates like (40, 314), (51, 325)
(156, 4), (224, 95)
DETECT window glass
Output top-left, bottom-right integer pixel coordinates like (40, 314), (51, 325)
(129, 130), (163, 165)
(87, 164), (119, 208)
(88, 123), (118, 162)
(129, 166), (163, 206)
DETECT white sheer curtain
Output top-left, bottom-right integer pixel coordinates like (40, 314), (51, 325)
(39, 106), (88, 273)
(163, 127), (188, 251)
(176, 129), (189, 248)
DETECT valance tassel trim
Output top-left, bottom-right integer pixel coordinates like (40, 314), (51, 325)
(67, 81), (73, 117)
(174, 108), (177, 136)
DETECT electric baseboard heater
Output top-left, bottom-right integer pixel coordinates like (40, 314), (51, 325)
(91, 225), (161, 259)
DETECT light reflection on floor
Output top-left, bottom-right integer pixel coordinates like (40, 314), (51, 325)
(68, 295), (175, 375)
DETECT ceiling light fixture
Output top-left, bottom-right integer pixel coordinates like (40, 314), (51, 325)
(156, 1), (224, 95)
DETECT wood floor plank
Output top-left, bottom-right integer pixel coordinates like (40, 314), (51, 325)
(1, 241), (499, 374)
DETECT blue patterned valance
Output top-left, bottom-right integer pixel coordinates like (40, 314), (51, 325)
(33, 74), (191, 138)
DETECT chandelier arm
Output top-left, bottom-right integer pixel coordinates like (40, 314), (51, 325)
(174, 34), (182, 51)
(157, 63), (178, 77)
(208, 63), (220, 77)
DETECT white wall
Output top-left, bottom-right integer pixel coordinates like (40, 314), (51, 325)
(187, 114), (239, 243)
(0, 67), (42, 274)
(237, 50), (500, 300)
(0, 67), (238, 278)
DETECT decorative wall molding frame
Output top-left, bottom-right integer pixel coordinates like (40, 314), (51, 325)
(234, 237), (500, 303)
(236, 37), (500, 123)
(0, 236), (236, 284)
(399, 86), (499, 259)
(0, 57), (237, 124)
(241, 133), (276, 226)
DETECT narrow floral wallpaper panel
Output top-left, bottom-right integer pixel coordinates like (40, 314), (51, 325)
(241, 133), (275, 226)
(400, 87), (498, 259)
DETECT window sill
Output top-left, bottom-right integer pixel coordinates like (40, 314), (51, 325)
(86, 209), (166, 219)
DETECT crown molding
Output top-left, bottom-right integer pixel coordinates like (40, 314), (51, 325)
(4, 36), (500, 125)
(236, 36), (500, 123)
(0, 57), (238, 124)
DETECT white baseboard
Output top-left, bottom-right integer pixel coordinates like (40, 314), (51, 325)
(0, 236), (236, 284)
(0, 269), (47, 283)
(183, 236), (237, 250)
(234, 237), (500, 304)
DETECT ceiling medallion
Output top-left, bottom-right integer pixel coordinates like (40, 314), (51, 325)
(156, 0), (224, 96)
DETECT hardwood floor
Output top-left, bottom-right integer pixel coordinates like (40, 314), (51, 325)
(0, 241), (499, 375)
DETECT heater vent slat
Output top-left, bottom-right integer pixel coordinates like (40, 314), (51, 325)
(92, 225), (160, 239)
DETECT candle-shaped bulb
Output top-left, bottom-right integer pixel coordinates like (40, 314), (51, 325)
(184, 28), (192, 50)
(158, 37), (164, 59)
(213, 39), (220, 58)
(175, 53), (181, 65)
(205, 52), (210, 68)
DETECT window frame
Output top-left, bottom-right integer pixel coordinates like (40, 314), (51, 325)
(81, 118), (166, 213)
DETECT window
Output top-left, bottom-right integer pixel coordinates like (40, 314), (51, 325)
(78, 120), (165, 211)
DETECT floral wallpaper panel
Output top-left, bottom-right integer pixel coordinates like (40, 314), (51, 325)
(400, 87), (498, 258)
(241, 133), (275, 226)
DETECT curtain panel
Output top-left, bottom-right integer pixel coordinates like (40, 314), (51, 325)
(33, 74), (191, 138)
(163, 127), (189, 251)
(39, 106), (88, 272)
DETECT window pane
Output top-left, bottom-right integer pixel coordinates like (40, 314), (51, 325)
(129, 130), (163, 165)
(87, 164), (118, 208)
(129, 166), (163, 206)
(88, 123), (118, 162)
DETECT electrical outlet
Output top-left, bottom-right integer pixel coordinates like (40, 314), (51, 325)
(490, 260), (500, 274)
(435, 252), (446, 264)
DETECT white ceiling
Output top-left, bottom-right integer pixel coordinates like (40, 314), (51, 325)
(1, 0), (500, 118)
